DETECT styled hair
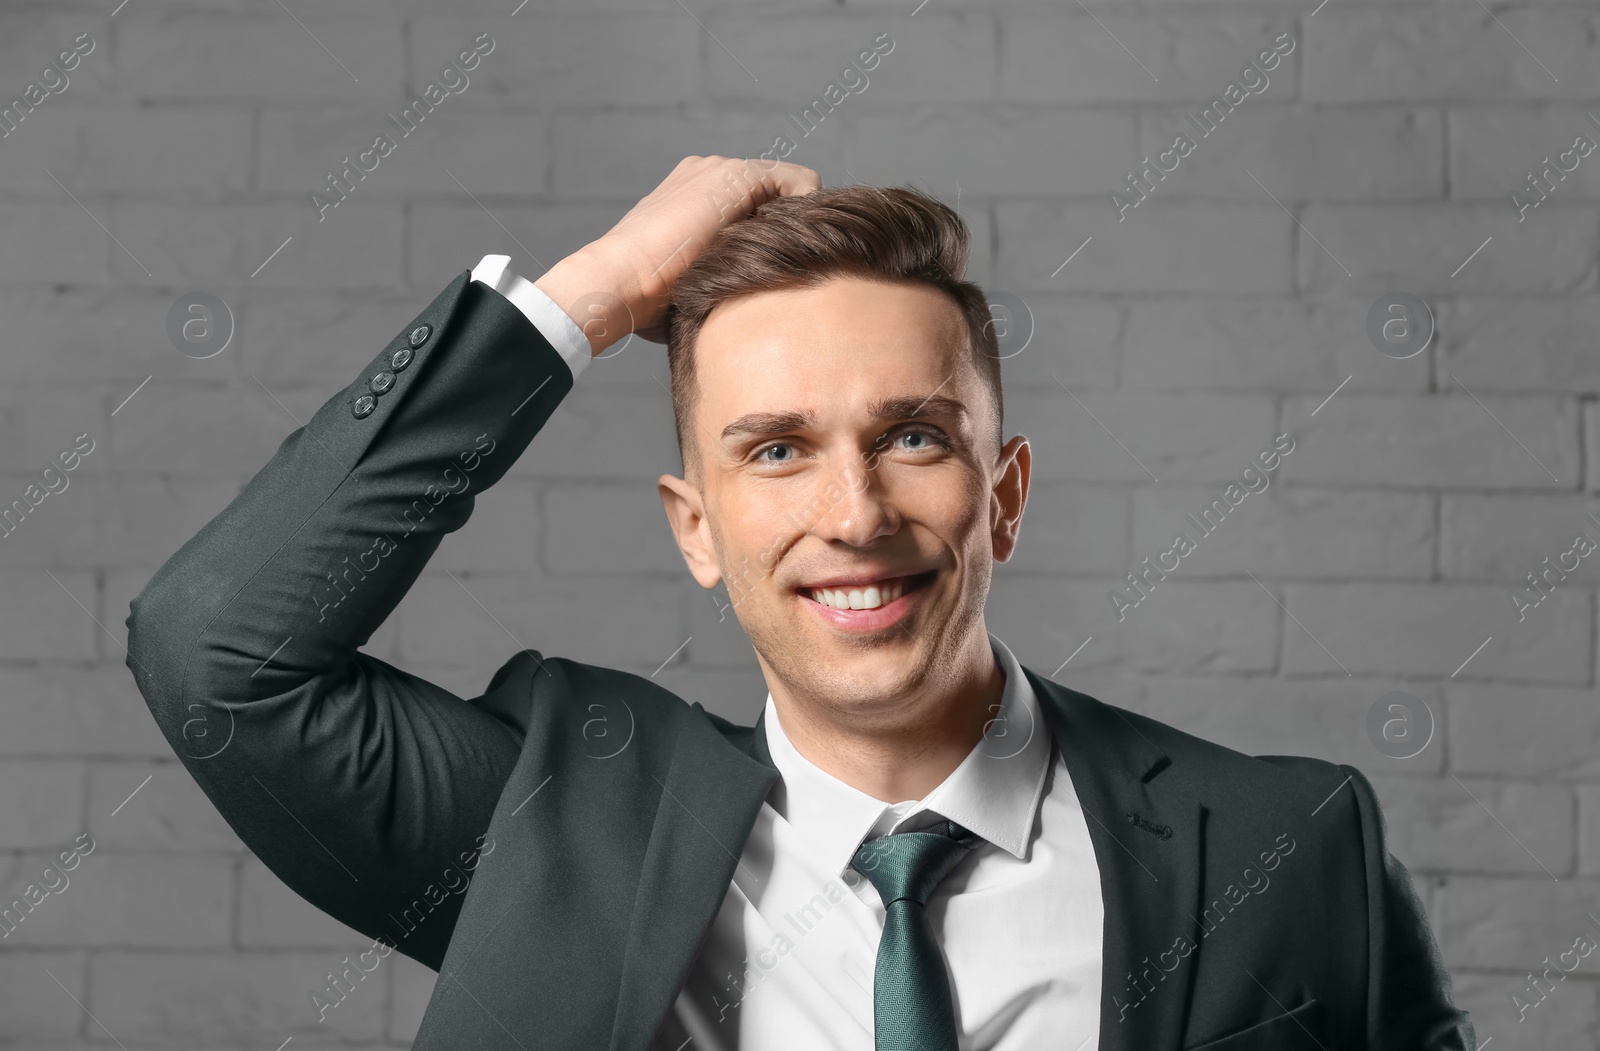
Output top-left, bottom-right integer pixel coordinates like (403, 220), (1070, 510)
(663, 182), (1003, 481)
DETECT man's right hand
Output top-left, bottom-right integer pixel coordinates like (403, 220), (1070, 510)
(533, 156), (823, 356)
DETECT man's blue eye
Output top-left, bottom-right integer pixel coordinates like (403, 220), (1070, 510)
(896, 425), (940, 447)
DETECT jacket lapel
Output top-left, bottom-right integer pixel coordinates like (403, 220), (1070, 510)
(607, 706), (778, 1051)
(1023, 666), (1204, 1051)
(609, 676), (1203, 1051)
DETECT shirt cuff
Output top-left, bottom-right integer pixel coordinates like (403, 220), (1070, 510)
(470, 253), (593, 382)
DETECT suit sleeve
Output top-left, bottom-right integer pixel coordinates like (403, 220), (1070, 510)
(1341, 764), (1478, 1051)
(124, 266), (586, 970)
(471, 253), (596, 378)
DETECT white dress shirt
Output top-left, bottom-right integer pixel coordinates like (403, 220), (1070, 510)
(470, 255), (1104, 1050)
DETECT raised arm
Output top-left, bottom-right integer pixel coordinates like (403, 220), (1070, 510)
(122, 157), (824, 969)
(123, 253), (606, 968)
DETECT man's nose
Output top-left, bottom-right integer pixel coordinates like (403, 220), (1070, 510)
(803, 457), (898, 546)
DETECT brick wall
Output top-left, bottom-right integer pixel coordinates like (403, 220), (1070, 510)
(0, 0), (1594, 1046)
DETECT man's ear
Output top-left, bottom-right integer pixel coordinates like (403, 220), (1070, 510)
(989, 435), (1031, 564)
(659, 473), (723, 589)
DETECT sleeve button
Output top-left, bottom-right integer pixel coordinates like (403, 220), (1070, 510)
(369, 370), (396, 395)
(389, 346), (413, 372)
(408, 324), (432, 348)
(352, 394), (377, 418)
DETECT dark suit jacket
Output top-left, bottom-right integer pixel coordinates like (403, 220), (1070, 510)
(125, 269), (1476, 1051)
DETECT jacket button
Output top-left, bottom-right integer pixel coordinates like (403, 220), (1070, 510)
(408, 324), (432, 348)
(389, 346), (413, 372)
(369, 370), (396, 395)
(353, 394), (376, 418)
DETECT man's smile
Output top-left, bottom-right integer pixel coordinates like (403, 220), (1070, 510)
(794, 569), (938, 631)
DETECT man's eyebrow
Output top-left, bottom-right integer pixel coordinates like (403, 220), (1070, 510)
(719, 394), (970, 443)
(719, 410), (815, 443)
(874, 393), (970, 425)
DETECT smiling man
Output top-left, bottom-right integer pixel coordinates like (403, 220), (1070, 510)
(657, 266), (1022, 810)
(125, 156), (1474, 1050)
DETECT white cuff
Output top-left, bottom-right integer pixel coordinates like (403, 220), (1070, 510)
(470, 254), (593, 382)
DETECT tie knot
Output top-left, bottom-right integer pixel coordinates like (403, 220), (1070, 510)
(850, 819), (977, 908)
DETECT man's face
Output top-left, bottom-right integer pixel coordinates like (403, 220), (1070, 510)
(658, 277), (1031, 721)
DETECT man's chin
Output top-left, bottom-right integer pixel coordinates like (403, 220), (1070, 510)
(792, 660), (929, 719)
(795, 624), (936, 700)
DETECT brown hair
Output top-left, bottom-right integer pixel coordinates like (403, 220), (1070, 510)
(663, 183), (1003, 482)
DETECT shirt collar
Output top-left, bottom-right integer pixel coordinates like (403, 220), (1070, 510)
(762, 631), (1055, 880)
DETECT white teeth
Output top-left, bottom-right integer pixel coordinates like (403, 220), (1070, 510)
(808, 576), (910, 611)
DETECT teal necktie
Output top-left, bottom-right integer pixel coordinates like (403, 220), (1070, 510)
(850, 818), (981, 1051)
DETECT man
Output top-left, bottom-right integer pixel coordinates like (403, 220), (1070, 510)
(125, 156), (1475, 1050)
